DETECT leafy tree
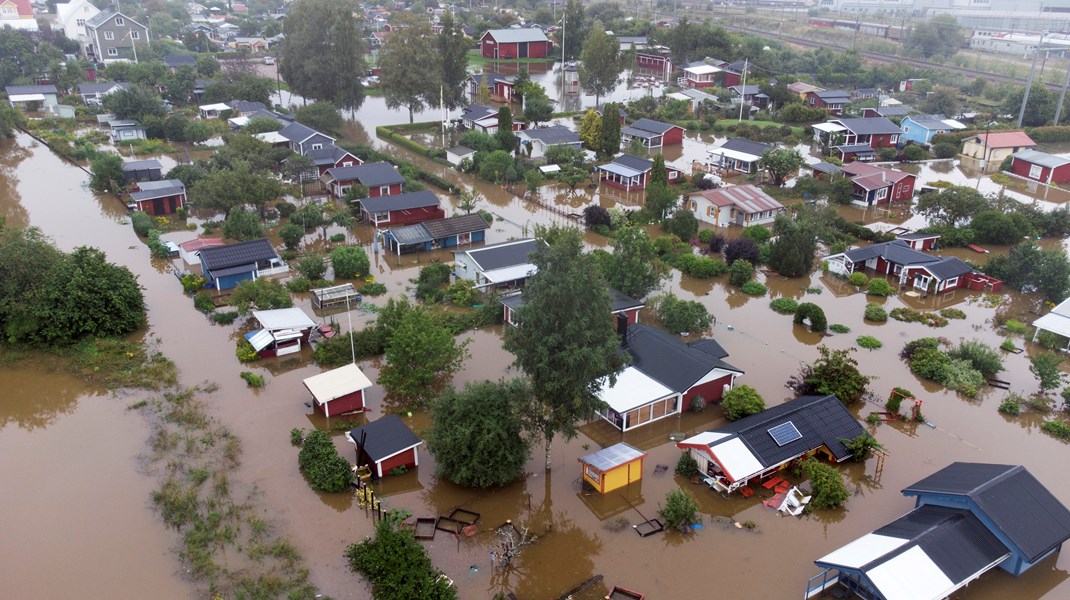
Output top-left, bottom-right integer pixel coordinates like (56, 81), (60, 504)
(728, 259), (755, 287)
(524, 169), (544, 196)
(379, 307), (469, 407)
(789, 346), (870, 405)
(222, 209), (264, 241)
(584, 205), (612, 229)
(297, 430), (354, 492)
(524, 93), (554, 126)
(767, 216), (816, 277)
(643, 182), (679, 221)
(0, 104), (21, 138)
(183, 120), (212, 144)
(331, 246), (370, 279)
(229, 278), (293, 313)
(801, 458), (849, 511)
(828, 176), (855, 205)
(557, 165), (590, 192)
(195, 54), (219, 77)
(0, 227), (64, 341)
(662, 209), (698, 242)
(948, 339), (1003, 378)
(905, 14), (961, 60)
(279, 223), (305, 250)
(659, 489), (699, 533)
(427, 379), (533, 487)
(724, 237), (760, 266)
(503, 225), (623, 470)
(279, 0), (366, 109)
(295, 102), (343, 132)
(89, 153), (124, 192)
(245, 117), (283, 135)
(1031, 352), (1064, 391)
(437, 12), (469, 111)
(578, 109), (602, 150)
(378, 18), (438, 123)
(761, 148), (804, 186)
(479, 150), (514, 183)
(650, 154), (668, 187)
(1003, 83), (1057, 127)
(654, 293), (712, 333)
(970, 210), (1035, 245)
(456, 188), (482, 215)
(560, 0), (589, 60)
(345, 510), (456, 600)
(296, 254), (327, 280)
(102, 86), (166, 121)
(722, 385), (765, 421)
(920, 86), (960, 117)
(495, 106), (517, 154)
(983, 242), (1070, 302)
(602, 227), (667, 299)
(192, 162), (283, 218)
(598, 102), (622, 157)
(915, 185), (987, 227)
(578, 22), (622, 106)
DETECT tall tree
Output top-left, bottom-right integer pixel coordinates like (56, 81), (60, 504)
(602, 226), (667, 299)
(598, 102), (621, 157)
(191, 162), (283, 218)
(279, 0), (366, 109)
(761, 148), (804, 186)
(496, 106), (516, 153)
(437, 12), (470, 111)
(379, 307), (469, 408)
(503, 226), (623, 470)
(915, 185), (987, 227)
(578, 22), (622, 107)
(578, 109), (602, 150)
(767, 215), (817, 278)
(649, 154), (668, 187)
(904, 14), (962, 60)
(560, 0), (588, 60)
(379, 18), (438, 123)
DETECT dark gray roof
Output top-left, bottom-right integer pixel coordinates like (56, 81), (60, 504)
(714, 394), (863, 466)
(630, 118), (678, 135)
(730, 85), (760, 96)
(279, 121), (332, 144)
(811, 161), (843, 176)
(624, 324), (742, 393)
(194, 79), (218, 90)
(903, 462), (1070, 562)
(1012, 149), (1070, 169)
(163, 55), (197, 68)
(612, 154), (653, 172)
(447, 145), (476, 156)
(905, 113), (955, 130)
(721, 138), (773, 158)
(130, 182), (185, 201)
(330, 162), (404, 187)
(522, 125), (580, 145)
(833, 117), (903, 135)
(422, 213), (490, 239)
(86, 9), (145, 30)
(897, 232), (940, 240)
(923, 257), (973, 280)
(77, 82), (128, 94)
(359, 190), (439, 213)
(386, 223), (433, 246)
(725, 60), (748, 73)
(199, 239), (278, 271)
(466, 238), (539, 271)
(814, 89), (851, 102)
(348, 414), (422, 463)
(228, 100), (267, 113)
(461, 104), (497, 122)
(687, 338), (729, 359)
(621, 126), (658, 140)
(836, 144), (876, 155)
(840, 240), (940, 267)
(504, 286), (642, 314)
(121, 159), (162, 172)
(305, 145), (353, 166)
(6, 84), (58, 95)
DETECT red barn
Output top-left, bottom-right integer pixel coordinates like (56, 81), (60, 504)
(480, 28), (552, 59)
(347, 415), (423, 479)
(129, 179), (186, 215)
(1010, 149), (1070, 185)
(357, 190), (444, 227)
(303, 363), (373, 418)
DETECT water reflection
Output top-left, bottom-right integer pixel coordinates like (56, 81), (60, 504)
(0, 360), (99, 431)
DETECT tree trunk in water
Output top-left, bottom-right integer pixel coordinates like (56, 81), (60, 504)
(544, 433), (553, 471)
(409, 107), (414, 124)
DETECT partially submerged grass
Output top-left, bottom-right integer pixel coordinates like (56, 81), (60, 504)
(64, 337), (177, 390)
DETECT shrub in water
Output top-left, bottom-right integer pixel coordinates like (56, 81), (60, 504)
(361, 282), (387, 296)
(857, 336), (882, 350)
(194, 291), (215, 313)
(240, 371), (265, 388)
(1042, 419), (1070, 439)
(298, 430), (354, 492)
(830, 324), (850, 334)
(235, 339), (258, 362)
(847, 272), (868, 287)
(1004, 319), (1028, 335)
(939, 308), (966, 319)
(741, 281), (767, 296)
(864, 303), (887, 322)
(794, 302), (827, 332)
(211, 310), (239, 324)
(867, 279), (895, 296)
(722, 385), (765, 421)
(675, 451), (700, 478)
(769, 297), (799, 314)
(998, 397), (1021, 416)
(801, 458), (849, 511)
(659, 489), (700, 533)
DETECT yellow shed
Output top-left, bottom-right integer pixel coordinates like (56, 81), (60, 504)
(579, 442), (647, 495)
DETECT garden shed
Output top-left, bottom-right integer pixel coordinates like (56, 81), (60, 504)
(303, 363), (373, 417)
(346, 415), (423, 478)
(245, 308), (316, 358)
(579, 443), (647, 495)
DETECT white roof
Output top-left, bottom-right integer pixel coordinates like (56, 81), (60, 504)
(255, 131), (288, 144)
(246, 329), (274, 351)
(680, 431), (731, 446)
(228, 116), (251, 127)
(883, 98), (903, 106)
(253, 307), (315, 331)
(539, 164), (561, 174)
(200, 102), (231, 111)
(684, 64), (722, 75)
(9, 94), (46, 103)
(667, 92), (691, 102)
(817, 534), (908, 569)
(596, 366), (675, 413)
(1033, 297), (1070, 339)
(481, 263), (536, 284)
(866, 546), (955, 600)
(943, 119), (967, 130)
(709, 437), (764, 481)
(813, 122), (848, 133)
(708, 147), (761, 163)
(303, 363), (373, 403)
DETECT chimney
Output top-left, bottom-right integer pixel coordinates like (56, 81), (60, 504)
(616, 313), (629, 346)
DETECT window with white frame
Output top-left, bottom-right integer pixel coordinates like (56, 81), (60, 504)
(373, 212), (389, 223)
(77, 19), (85, 26)
(379, 186), (389, 195)
(115, 17), (125, 26)
(876, 188), (888, 200)
(104, 31), (114, 40)
(131, 31), (140, 40)
(311, 143), (322, 150)
(1029, 164), (1043, 179)
(107, 48), (118, 56)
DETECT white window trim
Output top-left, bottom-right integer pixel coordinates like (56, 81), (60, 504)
(76, 19), (85, 26)
(875, 187), (888, 200)
(107, 47), (118, 56)
(131, 31), (140, 40)
(378, 186), (389, 196)
(104, 31), (115, 40)
(115, 17), (125, 26)
(1029, 164), (1043, 179)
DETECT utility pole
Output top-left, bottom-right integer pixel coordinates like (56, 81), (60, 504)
(738, 58), (748, 123)
(1018, 32), (1047, 128)
(1056, 61), (1070, 125)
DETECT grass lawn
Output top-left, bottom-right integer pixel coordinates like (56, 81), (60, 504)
(738, 119), (805, 136)
(467, 49), (556, 68)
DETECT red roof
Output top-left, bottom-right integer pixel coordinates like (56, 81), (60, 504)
(12, 0), (33, 16)
(842, 162), (913, 185)
(179, 237), (225, 252)
(974, 131), (1036, 149)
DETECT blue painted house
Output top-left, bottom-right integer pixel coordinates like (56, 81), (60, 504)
(807, 463), (1070, 600)
(383, 213), (489, 255)
(899, 114), (966, 145)
(198, 238), (286, 290)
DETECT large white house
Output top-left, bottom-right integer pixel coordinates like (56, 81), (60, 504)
(55, 0), (100, 56)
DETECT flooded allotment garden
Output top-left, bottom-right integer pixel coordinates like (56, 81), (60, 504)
(5, 68), (1070, 600)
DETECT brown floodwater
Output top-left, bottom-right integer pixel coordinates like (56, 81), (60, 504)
(6, 106), (1070, 600)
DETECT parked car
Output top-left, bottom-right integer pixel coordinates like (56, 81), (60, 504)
(262, 56), (275, 65)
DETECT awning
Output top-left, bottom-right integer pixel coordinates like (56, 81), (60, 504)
(710, 437), (764, 481)
(253, 307), (316, 331)
(598, 162), (644, 179)
(303, 363), (373, 403)
(482, 263), (536, 284)
(244, 329), (274, 351)
(708, 147), (761, 163)
(255, 131), (287, 144)
(813, 122), (847, 133)
(200, 103), (231, 112)
(597, 366), (675, 413)
(9, 94), (46, 103)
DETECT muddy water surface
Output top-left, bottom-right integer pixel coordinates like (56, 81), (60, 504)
(7, 107), (1070, 600)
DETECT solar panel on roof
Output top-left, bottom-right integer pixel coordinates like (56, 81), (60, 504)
(768, 421), (802, 446)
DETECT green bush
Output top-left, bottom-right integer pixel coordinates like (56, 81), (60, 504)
(290, 428), (305, 446)
(1004, 319), (1029, 335)
(933, 143), (957, 159)
(361, 282), (387, 296)
(193, 291), (215, 313)
(998, 397), (1021, 415)
(296, 254), (327, 281)
(659, 489), (699, 533)
(722, 385), (765, 421)
(801, 458), (849, 511)
(1035, 330), (1070, 351)
(741, 281), (767, 296)
(741, 225), (772, 244)
(240, 371), (265, 388)
(864, 303), (887, 322)
(698, 229), (715, 244)
(728, 260), (755, 287)
(131, 211), (153, 236)
(867, 279), (895, 296)
(331, 246), (370, 279)
(235, 339), (258, 362)
(678, 254), (728, 278)
(180, 274), (205, 294)
(1000, 338), (1017, 352)
(909, 346), (951, 381)
(1042, 419), (1070, 439)
(901, 144), (929, 162)
(675, 451), (700, 478)
(942, 359), (984, 397)
(839, 433), (882, 462)
(939, 308), (966, 319)
(345, 511), (456, 600)
(285, 276), (312, 293)
(230, 278), (293, 313)
(211, 310), (239, 324)
(857, 336), (882, 350)
(948, 339), (1003, 377)
(769, 297), (799, 314)
(297, 430), (354, 492)
(655, 293), (712, 333)
(794, 302), (827, 332)
(830, 324), (850, 333)
(847, 272), (868, 287)
(415, 262), (452, 302)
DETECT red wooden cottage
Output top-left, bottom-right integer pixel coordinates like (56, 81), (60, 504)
(480, 28), (552, 59)
(839, 162), (916, 207)
(595, 154), (682, 191)
(304, 145), (362, 177)
(501, 286), (643, 328)
(825, 240), (1001, 294)
(1010, 149), (1070, 185)
(303, 363), (373, 418)
(129, 179), (186, 215)
(621, 118), (684, 149)
(357, 190), (444, 227)
(805, 89), (852, 115)
(322, 162), (405, 199)
(466, 72), (516, 103)
(636, 49), (673, 74)
(346, 414), (423, 479)
(897, 232), (941, 251)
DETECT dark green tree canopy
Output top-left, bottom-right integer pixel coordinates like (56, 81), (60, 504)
(280, 0), (367, 109)
(578, 21), (622, 106)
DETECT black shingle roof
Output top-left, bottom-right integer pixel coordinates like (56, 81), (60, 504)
(504, 286), (642, 314)
(304, 145), (352, 166)
(422, 213), (490, 239)
(612, 154), (653, 172)
(833, 117), (903, 136)
(630, 118), (677, 135)
(924, 257), (973, 280)
(358, 190), (438, 213)
(466, 239), (539, 271)
(840, 240), (939, 266)
(348, 414), (422, 463)
(624, 324), (742, 393)
(121, 159), (162, 172)
(199, 239), (278, 271)
(328, 162), (404, 187)
(228, 100), (267, 114)
(721, 138), (773, 158)
(903, 463), (1070, 562)
(715, 395), (863, 466)
(163, 55), (197, 68)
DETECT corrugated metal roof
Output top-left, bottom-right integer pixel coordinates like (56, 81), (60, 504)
(482, 28), (549, 44)
(693, 184), (784, 215)
(359, 190), (439, 213)
(1012, 148), (1070, 169)
(580, 442), (646, 472)
(253, 308), (315, 331)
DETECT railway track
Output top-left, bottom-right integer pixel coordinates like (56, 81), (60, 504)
(724, 25), (1065, 92)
